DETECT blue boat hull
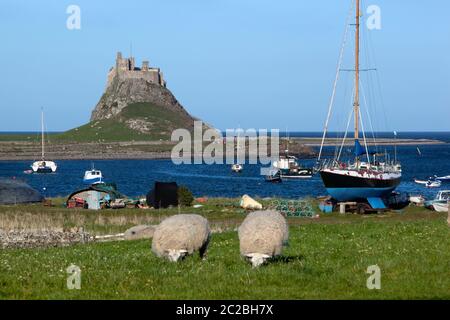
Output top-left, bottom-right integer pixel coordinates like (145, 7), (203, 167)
(320, 170), (401, 201)
(83, 177), (103, 184)
(326, 187), (397, 202)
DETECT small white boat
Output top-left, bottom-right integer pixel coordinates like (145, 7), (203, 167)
(83, 167), (103, 184)
(32, 160), (57, 173)
(435, 175), (450, 182)
(409, 195), (425, 206)
(31, 109), (57, 173)
(432, 202), (448, 213)
(426, 180), (441, 188)
(414, 178), (428, 185)
(231, 164), (243, 173)
(425, 190), (450, 209)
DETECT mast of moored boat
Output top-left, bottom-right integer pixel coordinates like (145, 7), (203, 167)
(354, 0), (361, 167)
(41, 108), (45, 160)
(354, 0), (360, 143)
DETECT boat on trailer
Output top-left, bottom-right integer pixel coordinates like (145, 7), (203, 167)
(317, 0), (401, 203)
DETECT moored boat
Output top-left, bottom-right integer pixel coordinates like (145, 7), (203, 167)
(31, 109), (57, 173)
(83, 166), (103, 185)
(231, 164), (243, 173)
(435, 175), (450, 182)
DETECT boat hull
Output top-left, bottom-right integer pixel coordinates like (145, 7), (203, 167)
(31, 161), (57, 173)
(320, 170), (401, 201)
(280, 168), (313, 179)
(83, 177), (103, 185)
(432, 202), (449, 213)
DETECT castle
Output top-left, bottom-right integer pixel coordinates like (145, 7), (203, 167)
(106, 52), (166, 88)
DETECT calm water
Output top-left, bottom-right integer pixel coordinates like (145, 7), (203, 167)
(1, 132), (449, 200)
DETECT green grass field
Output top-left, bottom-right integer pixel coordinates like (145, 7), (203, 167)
(0, 200), (449, 299)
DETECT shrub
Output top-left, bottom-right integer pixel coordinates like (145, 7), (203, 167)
(178, 185), (194, 207)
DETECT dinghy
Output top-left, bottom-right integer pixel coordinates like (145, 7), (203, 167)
(426, 180), (441, 188)
(432, 202), (449, 213)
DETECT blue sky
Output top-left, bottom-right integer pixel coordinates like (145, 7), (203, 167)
(0, 0), (449, 132)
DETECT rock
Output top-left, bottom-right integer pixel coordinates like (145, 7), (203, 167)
(240, 195), (263, 210)
(124, 225), (155, 240)
(90, 77), (194, 123)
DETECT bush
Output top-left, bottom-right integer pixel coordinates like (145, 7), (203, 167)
(178, 185), (194, 207)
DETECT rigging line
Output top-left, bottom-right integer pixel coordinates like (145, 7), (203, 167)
(318, 0), (354, 161)
(365, 20), (391, 133)
(361, 16), (376, 137)
(333, 73), (350, 159)
(337, 102), (354, 162)
(360, 80), (378, 152)
(359, 107), (371, 164)
(333, 71), (351, 159)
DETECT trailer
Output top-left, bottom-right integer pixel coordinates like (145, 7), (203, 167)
(337, 198), (388, 214)
(319, 193), (409, 214)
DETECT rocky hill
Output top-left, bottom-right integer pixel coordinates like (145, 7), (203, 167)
(57, 52), (204, 142)
(90, 76), (194, 125)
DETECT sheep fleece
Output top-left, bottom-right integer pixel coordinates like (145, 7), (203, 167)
(152, 214), (210, 257)
(238, 210), (289, 256)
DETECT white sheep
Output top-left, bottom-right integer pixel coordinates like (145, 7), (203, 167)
(238, 210), (289, 267)
(151, 214), (211, 262)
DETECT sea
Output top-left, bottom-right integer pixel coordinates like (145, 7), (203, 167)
(1, 132), (449, 200)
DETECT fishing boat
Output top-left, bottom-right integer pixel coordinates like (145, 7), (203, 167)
(272, 136), (313, 179)
(31, 109), (57, 173)
(273, 154), (313, 179)
(83, 165), (103, 185)
(317, 0), (401, 201)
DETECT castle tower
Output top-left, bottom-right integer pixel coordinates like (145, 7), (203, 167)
(142, 61), (149, 71)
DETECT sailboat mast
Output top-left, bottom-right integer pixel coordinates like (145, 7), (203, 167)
(41, 109), (45, 160)
(354, 0), (360, 140)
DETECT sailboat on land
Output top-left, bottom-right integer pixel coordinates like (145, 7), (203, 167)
(317, 0), (401, 201)
(31, 109), (57, 173)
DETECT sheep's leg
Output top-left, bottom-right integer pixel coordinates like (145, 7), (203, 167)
(199, 235), (211, 260)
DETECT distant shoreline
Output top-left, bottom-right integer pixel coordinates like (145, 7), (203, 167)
(0, 137), (445, 161)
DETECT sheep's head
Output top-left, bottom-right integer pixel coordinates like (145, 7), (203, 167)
(245, 253), (271, 268)
(166, 249), (188, 262)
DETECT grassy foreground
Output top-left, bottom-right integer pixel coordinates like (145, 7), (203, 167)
(0, 206), (449, 299)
